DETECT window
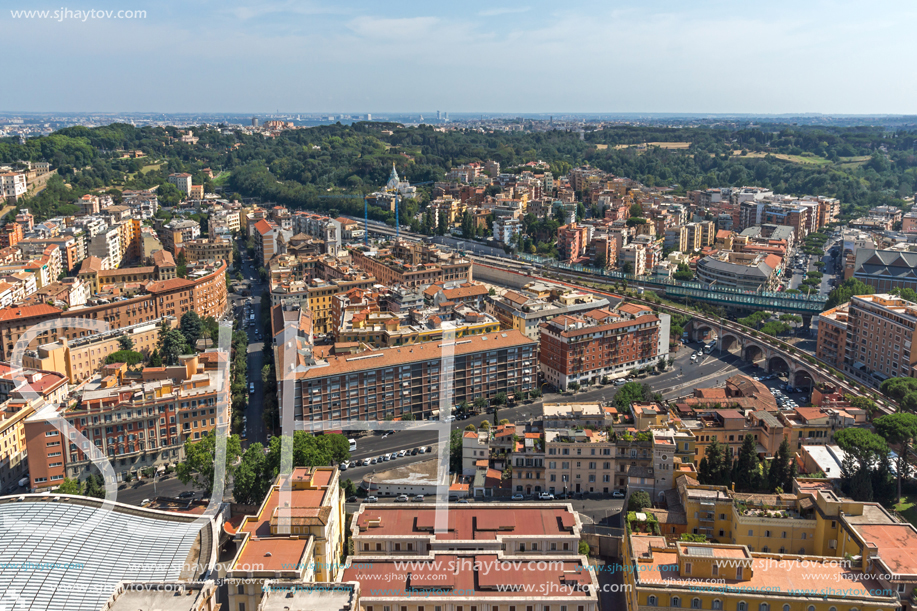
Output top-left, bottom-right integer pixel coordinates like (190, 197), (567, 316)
(764, 530), (771, 537)
(672, 597), (681, 608)
(237, 585), (245, 595)
(736, 566), (744, 580)
(759, 605), (769, 611)
(649, 597), (658, 607)
(713, 601), (722, 610)
(691, 599), (701, 609)
(684, 562), (692, 574)
(737, 603), (746, 611)
(783, 606), (790, 611)
(238, 604), (245, 611)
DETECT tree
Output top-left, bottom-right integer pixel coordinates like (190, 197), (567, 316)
(57, 478), (82, 495)
(628, 490), (651, 511)
(232, 443), (272, 505)
(578, 540), (590, 555)
(176, 431), (243, 496)
(613, 381), (651, 412)
(629, 203), (644, 218)
(834, 428), (889, 502)
(340, 478), (357, 498)
(159, 328), (191, 365)
(880, 377), (917, 403)
(473, 397), (488, 413)
(449, 429), (463, 473)
(873, 413), (917, 502)
(733, 434), (760, 492)
(117, 335), (134, 351)
(826, 278), (875, 309)
(83, 473), (106, 499)
(622, 262), (634, 275)
(180, 311), (203, 347)
(176, 251), (188, 278)
(493, 392), (507, 406)
(568, 382), (580, 393)
(595, 253), (606, 269)
(149, 349), (163, 367)
(104, 350), (144, 366)
(698, 439), (732, 487)
(499, 419), (510, 425)
(768, 438), (794, 493)
(480, 420), (491, 431)
(530, 388), (542, 399)
(465, 424), (477, 432)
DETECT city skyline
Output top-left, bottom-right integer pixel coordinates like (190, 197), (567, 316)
(3, 0), (916, 114)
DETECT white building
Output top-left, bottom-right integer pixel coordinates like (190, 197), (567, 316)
(0, 173), (27, 202)
(167, 172), (193, 194)
(493, 217), (523, 245)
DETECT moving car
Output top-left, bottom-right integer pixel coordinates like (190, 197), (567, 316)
(538, 492), (555, 500)
(366, 496), (378, 503)
(614, 378), (627, 386)
(412, 495), (424, 502)
(346, 495), (357, 503)
(249, 383), (255, 393)
(178, 491), (195, 499)
(395, 495), (409, 502)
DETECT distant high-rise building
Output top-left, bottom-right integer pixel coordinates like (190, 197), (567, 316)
(444, 111), (448, 120)
(436, 110), (441, 120)
(251, 117), (258, 127)
(367, 113), (372, 120)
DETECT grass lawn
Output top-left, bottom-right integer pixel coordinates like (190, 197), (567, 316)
(893, 495), (917, 527)
(140, 163), (162, 174)
(212, 170), (232, 185)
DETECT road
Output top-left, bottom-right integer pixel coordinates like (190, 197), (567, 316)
(234, 238), (268, 447)
(109, 474), (202, 505)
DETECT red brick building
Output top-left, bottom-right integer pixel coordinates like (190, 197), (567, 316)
(540, 305), (667, 390)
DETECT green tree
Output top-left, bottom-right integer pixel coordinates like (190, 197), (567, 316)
(465, 424), (477, 432)
(698, 439), (732, 487)
(578, 540), (590, 555)
(83, 474), (106, 499)
(232, 443), (272, 505)
(873, 413), (917, 502)
(57, 478), (82, 495)
(104, 350), (144, 366)
(159, 328), (191, 365)
(629, 203), (644, 218)
(449, 429), (462, 473)
(117, 335), (134, 351)
(180, 311), (203, 347)
(826, 278), (875, 309)
(340, 478), (357, 498)
(628, 490), (651, 511)
(880, 377), (917, 403)
(493, 392), (507, 405)
(176, 251), (188, 278)
(834, 428), (889, 502)
(768, 438), (795, 493)
(176, 431), (243, 496)
(613, 381), (651, 412)
(480, 420), (491, 431)
(733, 434), (760, 492)
(149, 348), (163, 367)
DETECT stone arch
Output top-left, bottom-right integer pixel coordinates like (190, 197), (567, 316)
(694, 325), (715, 343)
(767, 354), (791, 375)
(721, 334), (742, 356)
(743, 344), (765, 366)
(793, 369), (815, 391)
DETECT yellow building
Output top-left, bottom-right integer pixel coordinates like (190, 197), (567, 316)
(226, 466), (345, 611)
(23, 317), (176, 383)
(624, 535), (899, 611)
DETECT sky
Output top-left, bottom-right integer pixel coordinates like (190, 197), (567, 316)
(2, 0), (915, 114)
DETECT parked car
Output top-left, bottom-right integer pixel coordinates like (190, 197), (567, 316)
(381, 455), (389, 462)
(389, 453), (398, 460)
(366, 496), (378, 503)
(412, 495), (424, 502)
(538, 492), (555, 500)
(614, 378), (627, 386)
(398, 449), (408, 457)
(347, 495), (357, 503)
(457, 499), (471, 504)
(425, 446), (433, 453)
(418, 447), (427, 454)
(410, 449), (419, 456)
(395, 495), (409, 502)
(178, 491), (195, 499)
(612, 490), (625, 498)
(249, 383), (255, 393)
(363, 458), (372, 466)
(511, 493), (525, 501)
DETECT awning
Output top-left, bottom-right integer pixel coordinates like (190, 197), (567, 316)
(432, 410), (440, 417)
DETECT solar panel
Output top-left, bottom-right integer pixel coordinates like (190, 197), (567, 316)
(685, 546), (713, 556)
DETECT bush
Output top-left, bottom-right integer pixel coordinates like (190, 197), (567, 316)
(578, 540), (590, 555)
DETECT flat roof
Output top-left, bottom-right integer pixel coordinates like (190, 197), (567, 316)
(852, 523), (917, 575)
(259, 583), (358, 611)
(343, 553), (594, 599)
(355, 505), (578, 540)
(0, 497), (205, 611)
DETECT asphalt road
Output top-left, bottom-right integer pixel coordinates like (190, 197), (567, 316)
(232, 239), (268, 448)
(109, 475), (203, 505)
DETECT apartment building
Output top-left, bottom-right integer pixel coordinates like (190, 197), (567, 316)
(167, 172), (192, 194)
(349, 241), (472, 288)
(815, 304), (849, 369)
(336, 303), (500, 348)
(23, 317), (175, 383)
(823, 293), (917, 388)
(511, 427), (546, 495)
(544, 428), (655, 495)
(0, 222), (23, 250)
(539, 304), (669, 390)
(160, 218), (201, 255)
(295, 330), (537, 422)
(0, 261), (227, 361)
(225, 467), (345, 611)
(87, 225), (122, 269)
(557, 222), (589, 263)
(493, 216), (523, 244)
(620, 243), (648, 275)
(695, 251), (781, 291)
(487, 289), (612, 343)
(23, 354), (222, 489)
(181, 237), (233, 264)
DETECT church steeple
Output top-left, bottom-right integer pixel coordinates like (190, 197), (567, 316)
(387, 163), (400, 189)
